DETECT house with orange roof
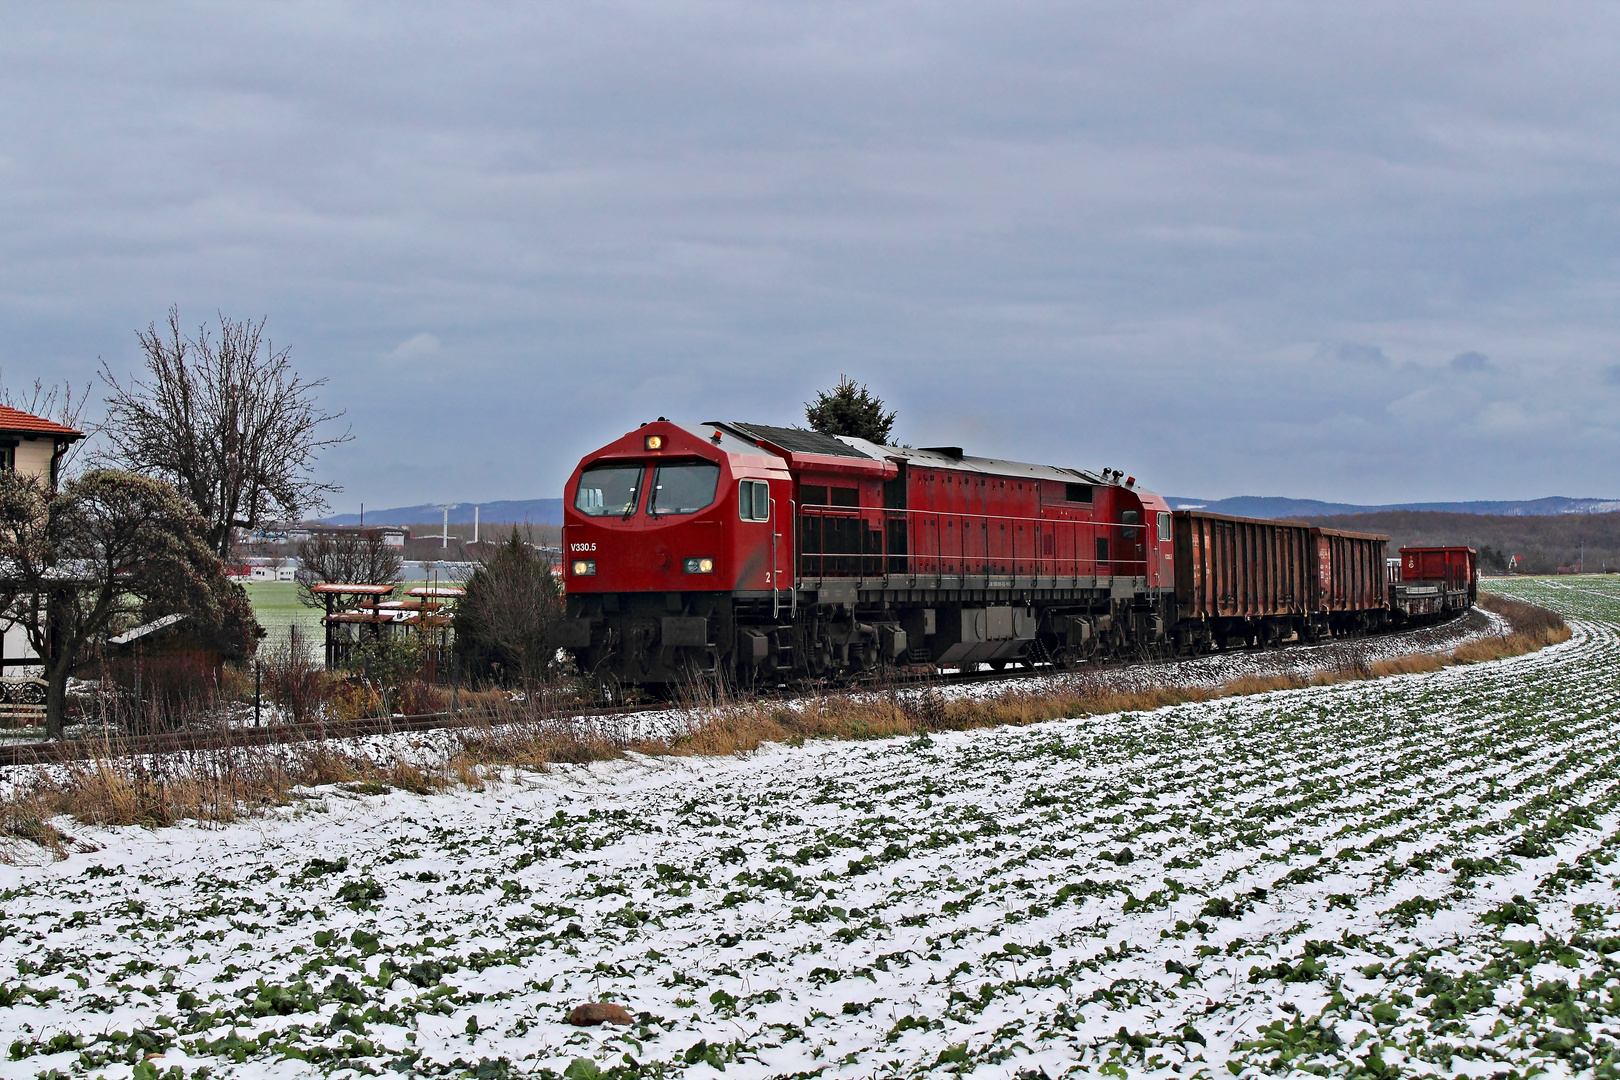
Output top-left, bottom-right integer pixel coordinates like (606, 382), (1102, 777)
(0, 405), (85, 680)
(0, 404), (83, 489)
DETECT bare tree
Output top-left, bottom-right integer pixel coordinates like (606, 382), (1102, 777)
(0, 469), (261, 738)
(98, 307), (351, 561)
(296, 529), (403, 606)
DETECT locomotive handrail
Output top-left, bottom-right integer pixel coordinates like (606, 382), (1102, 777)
(794, 503), (1150, 582)
(770, 497), (780, 619)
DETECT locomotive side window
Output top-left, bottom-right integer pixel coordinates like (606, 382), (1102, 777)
(739, 480), (771, 521)
(1065, 483), (1092, 503)
(648, 462), (720, 516)
(1157, 512), (1171, 541)
(830, 487), (859, 507)
(575, 464), (644, 517)
(801, 485), (828, 506)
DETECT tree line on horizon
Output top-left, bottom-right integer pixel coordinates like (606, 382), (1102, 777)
(1305, 509), (1620, 575)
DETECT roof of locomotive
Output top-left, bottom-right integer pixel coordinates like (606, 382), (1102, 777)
(717, 421), (872, 460)
(710, 421), (1160, 498)
(669, 421), (779, 459)
(834, 435), (1117, 489)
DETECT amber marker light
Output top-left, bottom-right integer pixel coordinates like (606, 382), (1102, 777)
(644, 434), (663, 450)
(572, 560), (596, 576)
(683, 557), (715, 574)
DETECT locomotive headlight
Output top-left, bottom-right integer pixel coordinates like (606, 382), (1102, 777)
(683, 557), (715, 574)
(572, 560), (596, 576)
(644, 434), (663, 450)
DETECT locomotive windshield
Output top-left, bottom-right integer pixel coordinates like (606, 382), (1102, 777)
(575, 464), (644, 517)
(648, 462), (720, 516)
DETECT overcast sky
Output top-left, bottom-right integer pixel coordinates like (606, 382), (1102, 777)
(4, 2), (1619, 510)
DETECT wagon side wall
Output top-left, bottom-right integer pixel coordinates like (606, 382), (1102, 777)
(1316, 530), (1389, 613)
(1173, 511), (1314, 621)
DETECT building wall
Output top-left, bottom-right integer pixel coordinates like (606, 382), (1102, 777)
(2, 617), (41, 675)
(287, 527), (407, 547)
(14, 438), (56, 482)
(3, 437), (61, 673)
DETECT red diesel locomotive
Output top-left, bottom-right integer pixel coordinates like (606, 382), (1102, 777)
(556, 419), (1470, 688)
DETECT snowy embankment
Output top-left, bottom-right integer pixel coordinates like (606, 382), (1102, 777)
(534, 604), (1511, 747)
(0, 580), (1614, 1078)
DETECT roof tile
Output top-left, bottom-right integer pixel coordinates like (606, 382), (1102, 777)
(0, 405), (83, 437)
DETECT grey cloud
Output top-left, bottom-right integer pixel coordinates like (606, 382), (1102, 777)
(3, 2), (1620, 505)
(390, 333), (444, 362)
(1450, 351), (1493, 373)
(1323, 342), (1392, 367)
(1604, 365), (1620, 386)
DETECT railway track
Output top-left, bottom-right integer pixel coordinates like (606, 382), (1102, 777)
(0, 612), (1479, 769)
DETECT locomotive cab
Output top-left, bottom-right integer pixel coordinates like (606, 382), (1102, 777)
(559, 420), (791, 685)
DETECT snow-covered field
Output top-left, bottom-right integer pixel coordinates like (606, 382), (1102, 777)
(2, 578), (1617, 1079)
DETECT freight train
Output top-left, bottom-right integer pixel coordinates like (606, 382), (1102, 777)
(556, 419), (1476, 689)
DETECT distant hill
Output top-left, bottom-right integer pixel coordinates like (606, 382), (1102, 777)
(324, 499), (564, 526)
(1165, 495), (1620, 518)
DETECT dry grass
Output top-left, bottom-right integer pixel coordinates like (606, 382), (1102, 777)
(662, 674), (1317, 760)
(0, 596), (1574, 856)
(0, 739), (454, 857)
(1469, 591), (1572, 660)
